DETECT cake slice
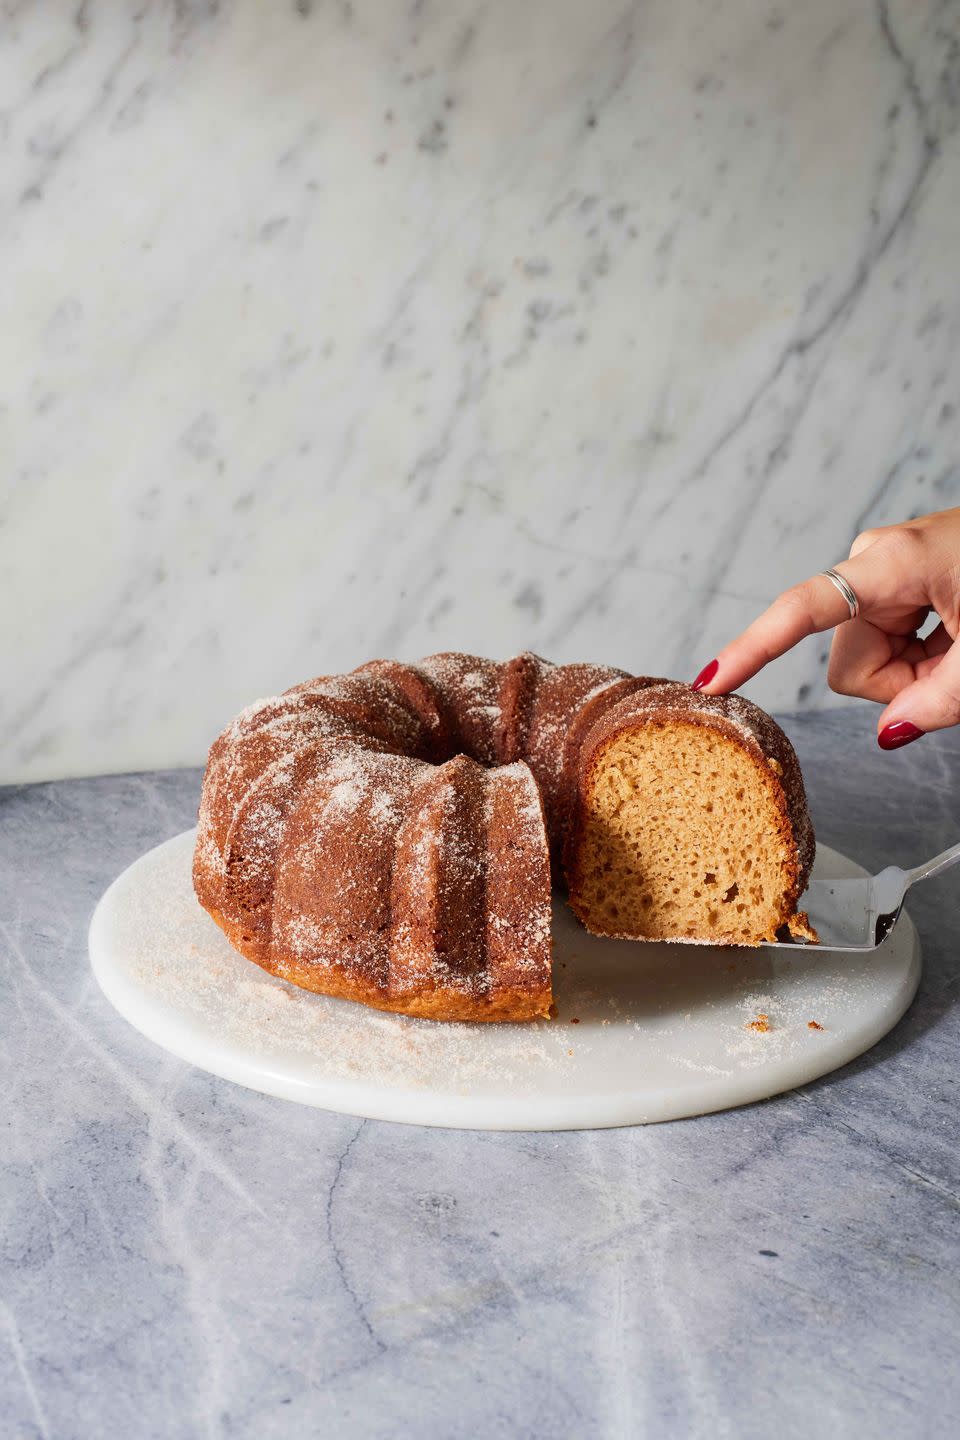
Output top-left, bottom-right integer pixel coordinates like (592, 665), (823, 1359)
(565, 684), (815, 945)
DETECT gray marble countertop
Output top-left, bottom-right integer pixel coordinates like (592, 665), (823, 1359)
(4, 706), (960, 1439)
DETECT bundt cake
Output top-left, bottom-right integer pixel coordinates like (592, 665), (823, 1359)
(194, 653), (815, 1022)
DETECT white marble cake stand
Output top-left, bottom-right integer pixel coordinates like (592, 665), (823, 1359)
(89, 829), (920, 1131)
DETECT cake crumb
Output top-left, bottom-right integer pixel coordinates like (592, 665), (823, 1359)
(807, 1020), (824, 1031)
(788, 910), (819, 944)
(746, 1013), (771, 1033)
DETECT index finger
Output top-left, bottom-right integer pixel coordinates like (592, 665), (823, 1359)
(695, 562), (871, 695)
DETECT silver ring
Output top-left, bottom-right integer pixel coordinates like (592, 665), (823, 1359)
(820, 568), (860, 620)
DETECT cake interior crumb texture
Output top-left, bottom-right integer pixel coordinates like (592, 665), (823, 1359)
(569, 721), (799, 945)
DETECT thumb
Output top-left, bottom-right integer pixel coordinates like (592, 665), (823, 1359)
(877, 637), (960, 749)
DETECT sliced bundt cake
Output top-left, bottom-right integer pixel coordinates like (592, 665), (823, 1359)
(194, 653), (814, 1021)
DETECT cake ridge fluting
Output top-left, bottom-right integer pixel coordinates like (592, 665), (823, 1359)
(194, 653), (815, 1022)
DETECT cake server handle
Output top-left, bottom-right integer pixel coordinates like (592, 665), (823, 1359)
(904, 839), (960, 888)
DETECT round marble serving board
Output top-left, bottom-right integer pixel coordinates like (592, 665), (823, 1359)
(89, 829), (920, 1131)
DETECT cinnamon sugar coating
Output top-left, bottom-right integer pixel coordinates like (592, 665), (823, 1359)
(194, 657), (815, 1020)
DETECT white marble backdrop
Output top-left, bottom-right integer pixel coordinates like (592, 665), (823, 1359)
(3, 0), (959, 783)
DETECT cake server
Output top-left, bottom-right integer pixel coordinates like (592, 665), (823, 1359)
(779, 839), (960, 951)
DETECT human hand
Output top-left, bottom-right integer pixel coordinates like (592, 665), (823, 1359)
(691, 507), (960, 749)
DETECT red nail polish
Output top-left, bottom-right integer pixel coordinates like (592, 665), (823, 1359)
(878, 721), (925, 751)
(692, 659), (719, 692)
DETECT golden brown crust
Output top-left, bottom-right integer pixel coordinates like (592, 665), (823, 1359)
(203, 903), (552, 1021)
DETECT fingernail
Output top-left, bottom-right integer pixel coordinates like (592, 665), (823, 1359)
(692, 659), (719, 692)
(878, 721), (925, 751)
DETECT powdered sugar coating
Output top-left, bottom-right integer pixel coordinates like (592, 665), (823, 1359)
(416, 652), (505, 765)
(194, 656), (815, 1021)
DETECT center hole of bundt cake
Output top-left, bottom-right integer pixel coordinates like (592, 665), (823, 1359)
(573, 723), (793, 943)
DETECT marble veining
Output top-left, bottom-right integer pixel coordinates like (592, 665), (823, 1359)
(3, 0), (960, 783)
(3, 707), (960, 1437)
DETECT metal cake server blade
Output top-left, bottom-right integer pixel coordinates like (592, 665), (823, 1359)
(773, 839), (960, 952)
